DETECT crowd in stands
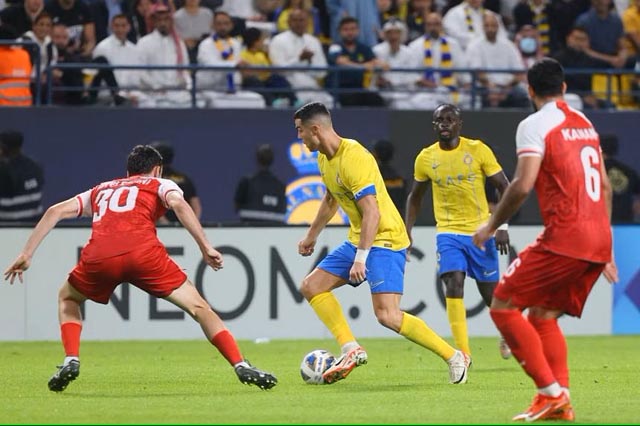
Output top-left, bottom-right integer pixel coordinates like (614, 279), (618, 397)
(0, 0), (638, 108)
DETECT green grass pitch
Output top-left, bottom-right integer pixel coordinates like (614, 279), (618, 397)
(1, 336), (637, 424)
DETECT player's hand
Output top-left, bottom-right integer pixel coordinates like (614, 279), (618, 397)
(472, 222), (493, 250)
(349, 261), (367, 284)
(203, 247), (223, 271)
(298, 235), (316, 257)
(3, 253), (31, 284)
(495, 230), (510, 255)
(603, 261), (618, 284)
(406, 234), (413, 262)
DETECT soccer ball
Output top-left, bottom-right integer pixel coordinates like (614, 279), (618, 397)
(300, 349), (336, 384)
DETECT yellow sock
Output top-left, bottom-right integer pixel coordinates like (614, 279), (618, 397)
(399, 312), (455, 361)
(446, 297), (470, 355)
(309, 292), (355, 347)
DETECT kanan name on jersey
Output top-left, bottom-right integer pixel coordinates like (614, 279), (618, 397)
(560, 127), (598, 141)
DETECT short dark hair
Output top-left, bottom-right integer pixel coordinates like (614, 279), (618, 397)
(127, 145), (163, 175)
(242, 27), (262, 48)
(0, 130), (24, 152)
(294, 102), (330, 123)
(149, 141), (174, 165)
(256, 144), (274, 167)
(111, 13), (129, 24)
(600, 134), (618, 157)
(33, 12), (53, 25)
(338, 16), (358, 29)
(527, 57), (564, 98)
(433, 103), (461, 119)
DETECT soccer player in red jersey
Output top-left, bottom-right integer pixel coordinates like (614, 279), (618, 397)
(473, 58), (618, 422)
(3, 145), (277, 392)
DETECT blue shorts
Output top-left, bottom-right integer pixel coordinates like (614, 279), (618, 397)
(436, 233), (499, 282)
(317, 241), (406, 294)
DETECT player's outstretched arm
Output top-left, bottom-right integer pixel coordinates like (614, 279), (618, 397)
(600, 157), (618, 283)
(487, 171), (511, 255)
(3, 197), (80, 284)
(298, 192), (338, 257)
(349, 194), (380, 283)
(167, 191), (223, 271)
(405, 180), (429, 256)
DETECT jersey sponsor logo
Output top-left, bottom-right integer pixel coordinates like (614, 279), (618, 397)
(560, 127), (598, 141)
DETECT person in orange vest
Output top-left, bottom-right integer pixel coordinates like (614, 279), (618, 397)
(0, 24), (33, 107)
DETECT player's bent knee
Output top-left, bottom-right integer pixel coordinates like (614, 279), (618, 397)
(374, 308), (403, 331)
(300, 276), (318, 301)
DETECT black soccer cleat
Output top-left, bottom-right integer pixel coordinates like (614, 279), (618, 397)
(235, 362), (277, 390)
(48, 360), (80, 392)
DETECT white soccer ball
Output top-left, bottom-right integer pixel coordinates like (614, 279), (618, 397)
(300, 349), (336, 384)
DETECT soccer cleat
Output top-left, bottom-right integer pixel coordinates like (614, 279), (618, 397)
(499, 337), (512, 360)
(448, 351), (471, 384)
(322, 346), (368, 384)
(511, 392), (571, 422)
(235, 362), (278, 390)
(48, 360), (80, 392)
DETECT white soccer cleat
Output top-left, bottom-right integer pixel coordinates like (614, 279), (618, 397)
(448, 351), (471, 384)
(499, 337), (512, 360)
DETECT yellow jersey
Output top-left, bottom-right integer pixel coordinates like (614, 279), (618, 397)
(318, 138), (410, 250)
(413, 136), (502, 234)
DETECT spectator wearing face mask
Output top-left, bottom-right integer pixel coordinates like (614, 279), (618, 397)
(514, 24), (543, 69)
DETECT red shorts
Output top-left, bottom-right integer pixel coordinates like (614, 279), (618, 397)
(494, 242), (605, 317)
(68, 244), (187, 304)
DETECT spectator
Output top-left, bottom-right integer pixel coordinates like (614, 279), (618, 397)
(466, 12), (529, 108)
(0, 0), (44, 36)
(575, 0), (627, 59)
(150, 141), (202, 223)
(0, 24), (32, 107)
(173, 0), (213, 63)
(196, 11), (265, 108)
(89, 13), (143, 106)
(378, 0), (409, 28)
(136, 4), (194, 108)
(50, 22), (87, 105)
(622, 0), (640, 56)
(514, 24), (544, 68)
(275, 0), (321, 35)
(45, 0), (96, 58)
(512, 0), (554, 55)
(234, 144), (287, 224)
(442, 0), (507, 50)
(371, 139), (407, 217)
(406, 11), (468, 109)
(126, 0), (151, 42)
(19, 12), (58, 104)
(240, 27), (298, 107)
(600, 134), (640, 223)
(268, 8), (334, 106)
(90, 0), (126, 43)
(326, 0), (381, 47)
(405, 0), (436, 42)
(372, 18), (417, 108)
(552, 26), (615, 109)
(547, 0), (590, 51)
(217, 0), (272, 37)
(326, 16), (387, 107)
(0, 130), (44, 222)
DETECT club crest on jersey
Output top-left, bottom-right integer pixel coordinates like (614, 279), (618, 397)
(463, 153), (473, 165)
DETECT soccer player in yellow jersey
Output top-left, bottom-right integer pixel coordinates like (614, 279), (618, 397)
(405, 103), (512, 360)
(294, 102), (471, 385)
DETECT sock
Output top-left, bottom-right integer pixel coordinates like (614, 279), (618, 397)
(309, 292), (355, 347)
(446, 297), (470, 355)
(490, 309), (556, 388)
(399, 312), (456, 360)
(60, 321), (82, 357)
(211, 329), (243, 366)
(539, 382), (563, 397)
(341, 342), (360, 355)
(529, 314), (569, 388)
(64, 356), (79, 366)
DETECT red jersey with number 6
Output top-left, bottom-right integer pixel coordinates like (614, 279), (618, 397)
(75, 176), (183, 260)
(515, 100), (611, 263)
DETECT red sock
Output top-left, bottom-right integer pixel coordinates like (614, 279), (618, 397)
(528, 314), (569, 388)
(211, 330), (243, 366)
(60, 321), (82, 357)
(490, 309), (556, 388)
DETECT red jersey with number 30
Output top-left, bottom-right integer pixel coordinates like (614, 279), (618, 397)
(75, 176), (183, 260)
(515, 100), (611, 263)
